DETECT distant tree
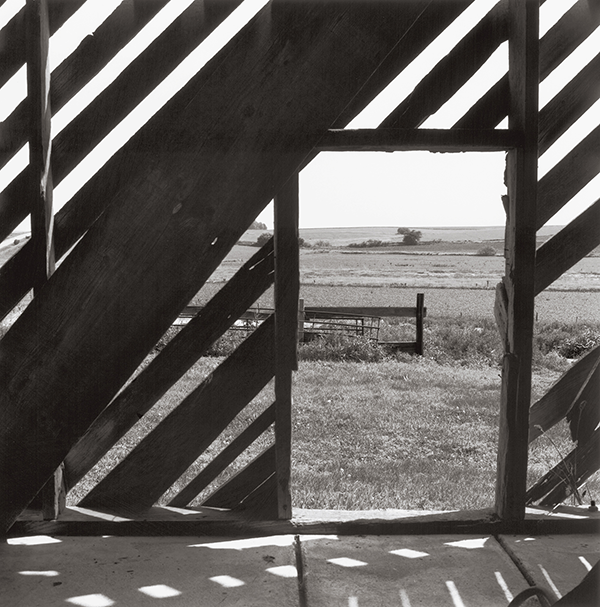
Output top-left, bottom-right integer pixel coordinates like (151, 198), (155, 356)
(255, 232), (272, 247)
(250, 220), (267, 230)
(400, 229), (422, 245)
(476, 245), (497, 257)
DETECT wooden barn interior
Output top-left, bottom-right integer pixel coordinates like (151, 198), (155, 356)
(1, 0), (599, 557)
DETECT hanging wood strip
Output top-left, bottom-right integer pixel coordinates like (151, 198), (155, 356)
(168, 404), (276, 508)
(537, 125), (600, 229)
(528, 346), (600, 443)
(534, 199), (600, 295)
(64, 239), (275, 490)
(495, 0), (539, 522)
(202, 445), (276, 510)
(79, 316), (276, 515)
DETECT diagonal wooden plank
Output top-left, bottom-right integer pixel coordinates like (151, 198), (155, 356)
(455, 0), (600, 130)
(64, 239), (274, 490)
(526, 428), (600, 506)
(0, 0), (437, 533)
(380, 0), (507, 129)
(202, 445), (276, 510)
(537, 124), (600, 229)
(0, 0), (243, 244)
(534, 199), (600, 295)
(529, 346), (600, 443)
(168, 404), (276, 508)
(234, 472), (278, 520)
(79, 315), (276, 515)
(539, 53), (600, 156)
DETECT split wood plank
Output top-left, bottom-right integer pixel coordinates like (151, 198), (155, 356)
(537, 124), (600, 229)
(79, 316), (276, 515)
(0, 0), (241, 244)
(538, 52), (600, 156)
(534, 199), (600, 295)
(0, 0), (478, 533)
(202, 445), (276, 510)
(63, 239), (275, 490)
(380, 0), (507, 129)
(316, 128), (520, 152)
(526, 428), (600, 506)
(528, 346), (600, 443)
(274, 173), (300, 519)
(495, 0), (539, 522)
(168, 404), (276, 508)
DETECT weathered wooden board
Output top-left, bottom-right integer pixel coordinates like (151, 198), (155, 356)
(537, 125), (600, 229)
(380, 0), (507, 129)
(168, 405), (275, 508)
(305, 306), (426, 319)
(0, 0), (242, 244)
(202, 445), (276, 510)
(528, 346), (600, 443)
(495, 0), (539, 522)
(316, 128), (519, 152)
(534, 199), (600, 295)
(235, 472), (278, 520)
(79, 316), (276, 515)
(274, 173), (300, 519)
(1, 1), (438, 531)
(64, 239), (274, 490)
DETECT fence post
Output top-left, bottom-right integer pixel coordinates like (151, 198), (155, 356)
(415, 293), (424, 355)
(298, 298), (305, 345)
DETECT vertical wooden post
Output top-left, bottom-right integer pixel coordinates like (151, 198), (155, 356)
(415, 293), (424, 356)
(26, 0), (63, 520)
(495, 0), (539, 522)
(274, 173), (300, 519)
(298, 298), (305, 344)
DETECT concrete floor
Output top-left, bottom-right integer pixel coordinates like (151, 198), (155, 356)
(1, 533), (598, 606)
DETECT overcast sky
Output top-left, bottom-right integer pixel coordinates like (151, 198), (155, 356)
(1, 0), (598, 232)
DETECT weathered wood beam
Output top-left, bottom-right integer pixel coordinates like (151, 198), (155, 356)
(316, 128), (520, 152)
(168, 404), (276, 508)
(274, 173), (300, 520)
(79, 316), (276, 515)
(495, 0), (539, 522)
(63, 239), (275, 491)
(528, 346), (600, 443)
(380, 0), (508, 129)
(234, 473), (278, 520)
(25, 0), (64, 522)
(535, 199), (600, 294)
(539, 53), (600, 156)
(0, 0), (449, 534)
(203, 445), (276, 510)
(26, 0), (55, 292)
(0, 0), (242, 244)
(537, 124), (600, 229)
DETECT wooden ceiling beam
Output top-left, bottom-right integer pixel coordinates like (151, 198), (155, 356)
(316, 128), (520, 152)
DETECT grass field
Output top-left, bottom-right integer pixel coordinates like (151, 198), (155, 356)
(3, 226), (598, 512)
